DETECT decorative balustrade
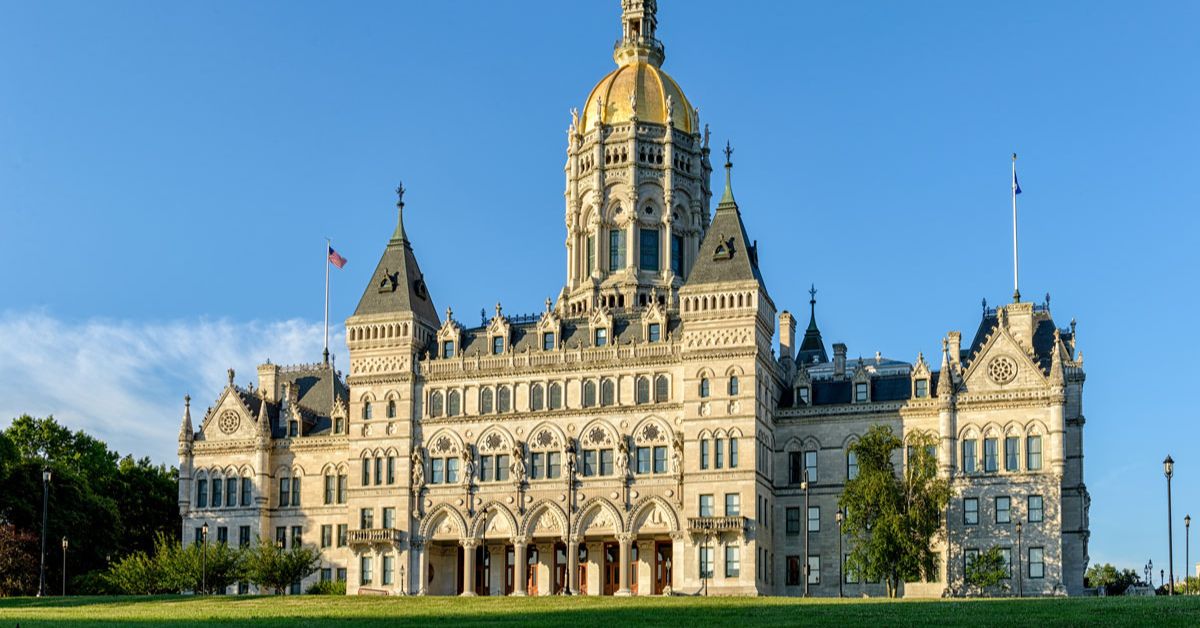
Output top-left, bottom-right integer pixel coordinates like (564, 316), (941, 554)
(348, 528), (404, 546)
(420, 342), (679, 377)
(687, 516), (749, 534)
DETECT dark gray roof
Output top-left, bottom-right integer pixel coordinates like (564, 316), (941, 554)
(797, 300), (828, 365)
(683, 171), (766, 289)
(231, 364), (347, 438)
(431, 313), (681, 359)
(353, 206), (440, 327)
(963, 309), (1071, 375)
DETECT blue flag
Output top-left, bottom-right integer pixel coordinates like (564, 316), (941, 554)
(1013, 170), (1022, 195)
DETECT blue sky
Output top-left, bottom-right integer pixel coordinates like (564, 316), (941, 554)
(2, 1), (1198, 576)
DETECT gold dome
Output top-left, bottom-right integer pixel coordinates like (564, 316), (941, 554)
(579, 61), (694, 134)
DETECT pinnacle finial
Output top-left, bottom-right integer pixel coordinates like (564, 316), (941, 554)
(495, 302), (503, 318)
(392, 182), (408, 242)
(723, 141), (734, 167)
(718, 141), (736, 207)
(227, 368), (235, 387)
(395, 182), (406, 207)
(184, 394), (191, 407)
(809, 284), (817, 305)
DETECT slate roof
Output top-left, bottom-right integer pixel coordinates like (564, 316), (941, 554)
(437, 313), (682, 358)
(353, 204), (440, 326)
(682, 165), (766, 289)
(228, 364), (347, 438)
(796, 300), (828, 365)
(963, 310), (1073, 374)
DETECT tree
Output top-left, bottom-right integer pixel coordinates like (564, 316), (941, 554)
(840, 425), (952, 597)
(0, 523), (38, 596)
(965, 546), (1010, 596)
(242, 539), (320, 594)
(1085, 563), (1139, 595)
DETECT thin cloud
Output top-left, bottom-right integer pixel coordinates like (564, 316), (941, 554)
(0, 311), (343, 465)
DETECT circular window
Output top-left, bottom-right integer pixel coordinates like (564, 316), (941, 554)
(218, 410), (241, 434)
(987, 356), (1018, 385)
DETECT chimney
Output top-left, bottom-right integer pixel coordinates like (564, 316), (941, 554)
(833, 343), (847, 379)
(946, 332), (962, 369)
(779, 311), (796, 365)
(258, 362), (280, 403)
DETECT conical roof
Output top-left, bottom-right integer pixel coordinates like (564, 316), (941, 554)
(353, 191), (439, 326)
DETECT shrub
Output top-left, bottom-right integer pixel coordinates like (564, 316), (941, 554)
(307, 579), (347, 595)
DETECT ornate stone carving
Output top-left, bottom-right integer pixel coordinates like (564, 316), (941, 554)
(218, 410), (240, 435)
(987, 355), (1018, 385)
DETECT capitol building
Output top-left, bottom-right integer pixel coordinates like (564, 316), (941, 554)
(177, 0), (1090, 597)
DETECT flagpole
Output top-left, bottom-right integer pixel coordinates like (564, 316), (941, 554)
(324, 238), (330, 365)
(1011, 153), (1020, 303)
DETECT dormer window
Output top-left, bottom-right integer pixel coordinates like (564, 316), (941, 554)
(334, 417), (344, 434)
(542, 332), (556, 351)
(914, 379), (929, 398)
(797, 386), (810, 406)
(854, 383), (869, 403)
(594, 328), (608, 347)
(442, 341), (455, 359)
(491, 336), (504, 355)
(647, 323), (661, 343)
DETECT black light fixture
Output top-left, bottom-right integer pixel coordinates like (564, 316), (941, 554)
(1165, 455), (1175, 595)
(835, 508), (844, 598)
(37, 468), (51, 597)
(201, 522), (209, 595)
(1015, 520), (1023, 597)
(61, 537), (68, 596)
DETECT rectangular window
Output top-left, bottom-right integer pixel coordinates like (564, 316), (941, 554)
(360, 508), (374, 529)
(530, 452), (544, 480)
(725, 545), (740, 578)
(804, 450), (818, 483)
(291, 476), (301, 506)
(786, 556), (801, 586)
(446, 457), (459, 483)
(699, 546), (714, 579)
(788, 452), (801, 485)
(807, 555), (821, 585)
(699, 494), (714, 517)
(275, 526), (287, 548)
(324, 475), (334, 505)
(915, 379), (929, 398)
(963, 497), (979, 525)
(336, 568), (347, 582)
(847, 451), (859, 480)
(442, 340), (455, 358)
(211, 479), (222, 508)
(635, 447), (650, 474)
(962, 439), (977, 474)
(239, 526), (250, 548)
(647, 323), (661, 343)
(964, 548), (979, 575)
(725, 493), (741, 516)
(321, 525), (332, 548)
(582, 450), (596, 477)
(337, 474), (347, 503)
(374, 457), (382, 486)
(714, 437), (724, 469)
(653, 446), (667, 473)
(1005, 436), (1019, 471)
(547, 452), (561, 479)
(387, 457), (395, 484)
(362, 459), (370, 486)
(995, 496), (1011, 524)
(496, 455), (510, 482)
(542, 332), (555, 351)
(383, 507), (396, 529)
(1028, 495), (1044, 522)
(361, 556), (373, 585)
(278, 478), (290, 508)
(492, 336), (504, 355)
(1000, 547), (1013, 578)
(984, 438), (998, 473)
(671, 234), (684, 275)
(594, 328), (608, 347)
(729, 438), (739, 468)
(599, 449), (614, 476)
(639, 228), (660, 271)
(431, 458), (444, 484)
(1029, 547), (1045, 579)
(226, 478), (237, 508)
(786, 507), (801, 535)
(196, 479), (208, 508)
(337, 524), (348, 547)
(808, 506), (820, 533)
(854, 382), (868, 402)
(609, 229), (624, 271)
(216, 526), (228, 545)
(241, 478), (252, 506)
(1027, 436), (1043, 470)
(321, 568), (332, 583)
(480, 455), (494, 482)
(798, 387), (810, 405)
(700, 439), (710, 470)
(586, 235), (594, 275)
(291, 525), (302, 547)
(383, 555), (394, 585)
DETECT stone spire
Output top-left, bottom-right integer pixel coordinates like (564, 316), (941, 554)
(937, 338), (955, 398)
(797, 284), (829, 364)
(352, 185), (439, 328)
(257, 389), (272, 442)
(1049, 329), (1066, 387)
(178, 394), (193, 444)
(393, 182), (408, 244)
(718, 141), (736, 208)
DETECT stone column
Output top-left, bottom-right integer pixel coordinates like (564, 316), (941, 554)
(616, 533), (633, 596)
(566, 535), (580, 594)
(670, 531), (685, 593)
(413, 540), (427, 596)
(460, 539), (478, 596)
(512, 537), (528, 596)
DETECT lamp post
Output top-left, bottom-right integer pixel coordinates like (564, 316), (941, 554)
(566, 441), (576, 595)
(61, 537), (68, 596)
(1161, 569), (1165, 590)
(1186, 515), (1192, 595)
(201, 522), (209, 595)
(1146, 559), (1152, 589)
(664, 556), (672, 595)
(1015, 520), (1023, 597)
(37, 468), (51, 597)
(1165, 455), (1175, 595)
(835, 508), (844, 598)
(801, 469), (810, 598)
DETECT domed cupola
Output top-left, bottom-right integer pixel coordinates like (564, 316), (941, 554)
(560, 0), (714, 316)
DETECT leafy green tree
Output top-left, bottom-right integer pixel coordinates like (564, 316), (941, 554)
(965, 546), (1010, 596)
(105, 549), (170, 595)
(1085, 563), (1139, 595)
(0, 523), (39, 596)
(242, 539), (320, 594)
(840, 425), (952, 597)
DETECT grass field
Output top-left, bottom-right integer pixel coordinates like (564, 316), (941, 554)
(2, 594), (1199, 627)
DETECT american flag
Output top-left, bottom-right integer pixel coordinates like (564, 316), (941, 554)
(328, 245), (347, 269)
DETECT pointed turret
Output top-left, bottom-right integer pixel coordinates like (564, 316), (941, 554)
(178, 394), (193, 445)
(797, 284), (829, 364)
(1048, 329), (1066, 387)
(937, 338), (955, 398)
(257, 389), (272, 443)
(683, 143), (766, 290)
(352, 184), (439, 328)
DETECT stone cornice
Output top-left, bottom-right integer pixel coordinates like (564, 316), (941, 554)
(420, 402), (683, 427)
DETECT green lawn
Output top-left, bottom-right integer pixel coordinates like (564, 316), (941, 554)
(1, 594), (1199, 627)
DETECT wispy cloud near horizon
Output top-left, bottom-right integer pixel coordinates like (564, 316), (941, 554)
(0, 310), (344, 465)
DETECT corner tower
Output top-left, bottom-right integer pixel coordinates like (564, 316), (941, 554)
(561, 0), (713, 315)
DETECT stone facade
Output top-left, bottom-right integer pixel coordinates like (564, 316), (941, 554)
(177, 0), (1089, 597)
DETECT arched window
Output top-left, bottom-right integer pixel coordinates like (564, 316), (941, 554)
(699, 378), (711, 398)
(362, 401), (373, 421)
(549, 383), (563, 410)
(728, 376), (740, 396)
(386, 400), (396, 419)
(498, 386), (512, 413)
(530, 384), (545, 411)
(447, 390), (461, 417)
(582, 381), (597, 408)
(429, 391), (444, 418)
(600, 379), (615, 406)
(480, 388), (494, 414)
(655, 375), (669, 402)
(635, 377), (650, 404)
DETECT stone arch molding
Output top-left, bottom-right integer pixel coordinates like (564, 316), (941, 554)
(627, 495), (681, 534)
(419, 503), (469, 540)
(576, 496), (625, 536)
(470, 502), (519, 539)
(521, 500), (569, 538)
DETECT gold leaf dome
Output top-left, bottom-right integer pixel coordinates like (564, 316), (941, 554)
(579, 61), (694, 134)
